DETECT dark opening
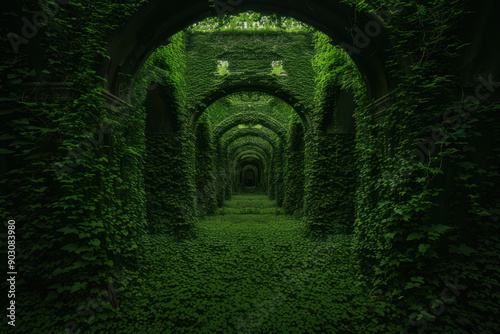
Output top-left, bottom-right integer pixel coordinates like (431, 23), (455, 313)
(244, 169), (256, 187)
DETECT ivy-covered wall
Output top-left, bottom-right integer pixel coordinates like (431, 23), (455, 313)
(282, 117), (305, 214)
(345, 1), (500, 331)
(302, 31), (362, 235)
(195, 117), (218, 215)
(303, 133), (357, 234)
(140, 32), (198, 236)
(272, 141), (285, 207)
(184, 31), (315, 115)
(1, 1), (149, 331)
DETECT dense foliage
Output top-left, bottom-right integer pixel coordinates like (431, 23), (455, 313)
(1, 1), (498, 333)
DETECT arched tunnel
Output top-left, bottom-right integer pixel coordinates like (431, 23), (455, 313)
(241, 162), (258, 187)
(1, 1), (499, 333)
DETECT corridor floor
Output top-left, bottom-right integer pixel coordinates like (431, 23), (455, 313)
(111, 194), (381, 333)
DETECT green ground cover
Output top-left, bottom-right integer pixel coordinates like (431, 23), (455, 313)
(107, 194), (387, 333)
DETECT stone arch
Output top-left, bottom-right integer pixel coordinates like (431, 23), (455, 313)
(239, 161), (262, 188)
(191, 83), (311, 128)
(229, 143), (272, 161)
(221, 128), (279, 155)
(233, 151), (268, 168)
(228, 137), (274, 156)
(100, 0), (395, 104)
(213, 111), (286, 142)
(238, 157), (264, 171)
(238, 157), (265, 185)
(238, 153), (264, 163)
(232, 150), (270, 170)
(229, 150), (268, 193)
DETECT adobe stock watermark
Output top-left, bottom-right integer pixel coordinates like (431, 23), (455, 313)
(339, 1), (403, 56)
(385, 73), (500, 192)
(401, 278), (468, 333)
(210, 0), (244, 18)
(6, 220), (17, 327)
(7, 0), (69, 54)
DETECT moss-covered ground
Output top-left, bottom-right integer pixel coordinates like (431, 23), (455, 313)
(107, 194), (387, 333)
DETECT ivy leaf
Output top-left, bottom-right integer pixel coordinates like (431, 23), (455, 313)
(61, 243), (79, 252)
(384, 232), (396, 240)
(468, 301), (489, 312)
(449, 243), (477, 256)
(57, 226), (79, 234)
(407, 232), (424, 241)
(61, 244), (92, 254)
(0, 134), (15, 140)
(70, 281), (86, 293)
(89, 239), (101, 247)
(13, 118), (29, 125)
(427, 224), (453, 234)
(418, 244), (430, 254)
(410, 276), (425, 283)
(52, 268), (64, 276)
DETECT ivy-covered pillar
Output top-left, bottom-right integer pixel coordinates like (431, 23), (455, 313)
(283, 121), (305, 214)
(194, 120), (218, 215)
(275, 140), (285, 207)
(213, 143), (224, 206)
(145, 130), (196, 235)
(268, 155), (276, 200)
(233, 159), (242, 194)
(224, 155), (233, 200)
(259, 160), (268, 193)
(304, 130), (356, 235)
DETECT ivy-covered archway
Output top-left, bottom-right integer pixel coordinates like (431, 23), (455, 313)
(229, 144), (271, 162)
(220, 127), (280, 154)
(213, 111), (286, 142)
(100, 0), (393, 102)
(191, 84), (312, 128)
